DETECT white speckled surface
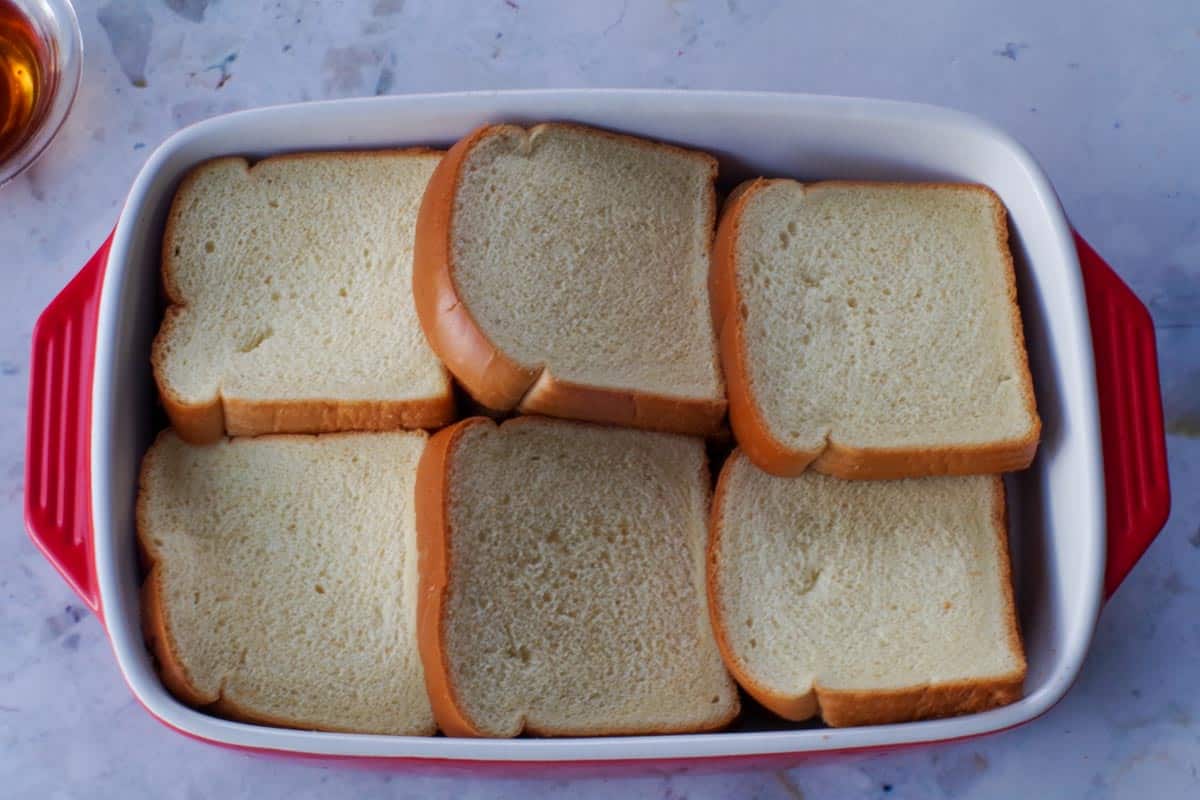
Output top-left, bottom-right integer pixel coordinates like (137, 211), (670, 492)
(1, 1), (1197, 797)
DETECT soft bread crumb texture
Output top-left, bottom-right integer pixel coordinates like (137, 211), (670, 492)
(735, 181), (1037, 451)
(450, 124), (722, 401)
(440, 419), (737, 736)
(138, 431), (434, 735)
(156, 152), (447, 405)
(713, 453), (1023, 702)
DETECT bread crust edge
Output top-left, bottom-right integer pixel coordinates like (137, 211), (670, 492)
(414, 417), (493, 737)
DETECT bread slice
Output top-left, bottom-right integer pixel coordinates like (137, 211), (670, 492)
(709, 450), (1025, 727)
(413, 122), (725, 436)
(154, 151), (454, 444)
(416, 416), (739, 737)
(138, 430), (435, 736)
(712, 179), (1040, 478)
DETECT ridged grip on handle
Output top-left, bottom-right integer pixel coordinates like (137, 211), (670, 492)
(24, 236), (111, 616)
(1076, 234), (1171, 599)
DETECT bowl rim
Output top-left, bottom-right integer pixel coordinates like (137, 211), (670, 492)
(0, 0), (83, 187)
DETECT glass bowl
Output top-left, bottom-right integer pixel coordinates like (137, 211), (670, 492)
(0, 0), (82, 187)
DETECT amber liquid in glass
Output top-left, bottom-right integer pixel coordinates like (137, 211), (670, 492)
(0, 0), (49, 166)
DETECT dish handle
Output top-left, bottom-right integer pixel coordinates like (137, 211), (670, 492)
(24, 235), (112, 616)
(1076, 233), (1171, 599)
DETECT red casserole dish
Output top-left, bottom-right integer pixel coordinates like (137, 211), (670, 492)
(24, 90), (1169, 769)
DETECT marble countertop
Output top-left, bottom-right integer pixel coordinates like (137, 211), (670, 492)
(2, 1), (1197, 797)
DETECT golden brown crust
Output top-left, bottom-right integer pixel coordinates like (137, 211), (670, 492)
(138, 431), (222, 711)
(412, 122), (726, 437)
(707, 449), (820, 719)
(810, 437), (1041, 481)
(155, 150), (455, 445)
(414, 417), (492, 737)
(517, 372), (726, 436)
(815, 675), (1025, 727)
(520, 713), (739, 738)
(712, 179), (818, 476)
(986, 182), (1043, 465)
(711, 179), (1041, 479)
(150, 309), (226, 445)
(140, 567), (217, 708)
(154, 383), (455, 446)
(221, 395), (455, 438)
(202, 687), (437, 736)
(990, 476), (1028, 689)
(708, 451), (1026, 726)
(412, 127), (541, 413)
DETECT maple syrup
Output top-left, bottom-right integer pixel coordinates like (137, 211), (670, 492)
(0, 0), (52, 166)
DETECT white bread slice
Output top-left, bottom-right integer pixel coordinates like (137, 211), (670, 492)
(154, 151), (454, 444)
(138, 430), (435, 736)
(416, 416), (739, 737)
(709, 450), (1025, 727)
(413, 123), (725, 436)
(712, 180), (1040, 479)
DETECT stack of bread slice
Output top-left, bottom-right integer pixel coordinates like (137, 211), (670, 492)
(704, 178), (1035, 727)
(139, 121), (1038, 737)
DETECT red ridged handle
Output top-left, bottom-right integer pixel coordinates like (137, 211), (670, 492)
(24, 235), (111, 616)
(1076, 233), (1171, 599)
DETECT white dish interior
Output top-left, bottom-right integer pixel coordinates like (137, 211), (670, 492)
(91, 91), (1103, 761)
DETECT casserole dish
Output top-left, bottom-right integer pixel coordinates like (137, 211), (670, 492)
(24, 90), (1169, 768)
